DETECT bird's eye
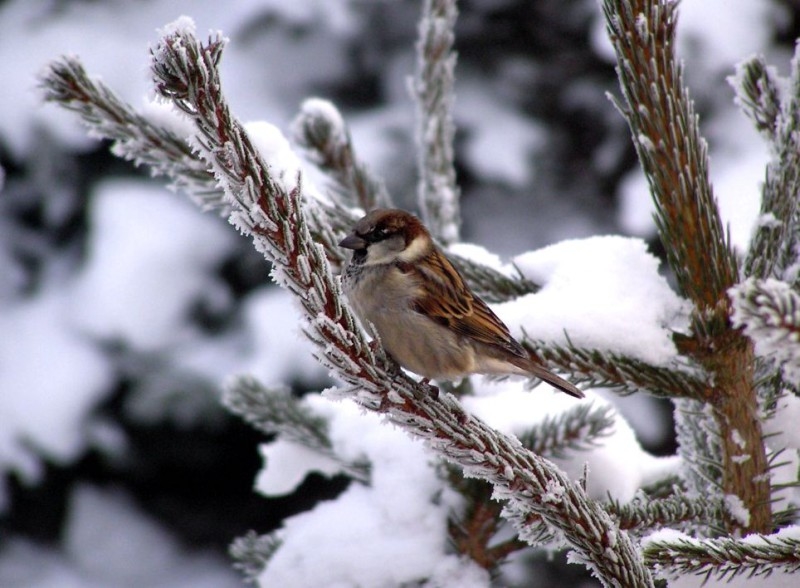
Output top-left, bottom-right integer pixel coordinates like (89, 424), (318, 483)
(371, 227), (390, 240)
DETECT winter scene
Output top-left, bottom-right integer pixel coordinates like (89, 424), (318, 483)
(1, 0), (800, 586)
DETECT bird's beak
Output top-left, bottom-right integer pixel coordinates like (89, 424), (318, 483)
(339, 234), (367, 250)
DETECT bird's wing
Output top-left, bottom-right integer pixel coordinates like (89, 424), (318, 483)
(400, 248), (585, 399)
(405, 249), (527, 358)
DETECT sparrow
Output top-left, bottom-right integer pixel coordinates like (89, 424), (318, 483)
(339, 208), (584, 399)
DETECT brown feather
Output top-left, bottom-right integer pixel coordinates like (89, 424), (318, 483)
(407, 246), (584, 399)
(408, 248), (527, 358)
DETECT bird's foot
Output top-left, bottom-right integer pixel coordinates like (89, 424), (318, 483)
(417, 377), (439, 400)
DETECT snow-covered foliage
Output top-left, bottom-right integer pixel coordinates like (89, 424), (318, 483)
(730, 278), (800, 386)
(2, 0), (800, 586)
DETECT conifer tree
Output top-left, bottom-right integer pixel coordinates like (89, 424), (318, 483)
(40, 0), (800, 585)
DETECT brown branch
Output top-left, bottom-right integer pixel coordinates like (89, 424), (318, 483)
(602, 0), (770, 534)
(603, 0), (738, 310)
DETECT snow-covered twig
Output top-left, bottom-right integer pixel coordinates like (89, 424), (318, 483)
(40, 56), (355, 273)
(411, 0), (461, 245)
(518, 402), (615, 458)
(733, 48), (800, 284)
(229, 531), (282, 584)
(730, 277), (800, 386)
(643, 527), (800, 582)
(223, 377), (331, 449)
(222, 376), (370, 483)
(147, 23), (653, 587)
(672, 398), (725, 510)
(41, 56), (218, 209)
(292, 98), (391, 211)
(730, 55), (782, 140)
(607, 490), (723, 537)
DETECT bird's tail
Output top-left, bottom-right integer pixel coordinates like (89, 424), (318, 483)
(510, 356), (585, 399)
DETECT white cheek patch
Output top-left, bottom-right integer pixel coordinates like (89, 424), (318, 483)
(364, 241), (400, 265)
(364, 234), (410, 266)
(397, 235), (428, 262)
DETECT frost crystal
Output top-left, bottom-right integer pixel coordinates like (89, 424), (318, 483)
(731, 429), (746, 450)
(724, 494), (751, 528)
(730, 277), (800, 385)
(637, 132), (656, 152)
(542, 480), (565, 504)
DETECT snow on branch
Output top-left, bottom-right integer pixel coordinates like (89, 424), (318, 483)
(411, 0), (461, 245)
(145, 22), (652, 587)
(642, 527), (800, 582)
(222, 376), (369, 483)
(730, 277), (800, 386)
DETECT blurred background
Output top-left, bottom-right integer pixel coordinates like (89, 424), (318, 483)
(0, 0), (795, 585)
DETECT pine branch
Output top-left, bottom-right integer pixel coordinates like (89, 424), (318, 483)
(766, 446), (800, 529)
(39, 57), (531, 303)
(291, 98), (391, 211)
(602, 0), (738, 310)
(518, 403), (616, 459)
(39, 56), (354, 274)
(446, 475), (528, 570)
(672, 397), (726, 526)
(223, 376), (331, 449)
(730, 277), (800, 387)
(412, 0), (461, 245)
(523, 338), (707, 399)
(730, 55), (782, 139)
(603, 0), (770, 534)
(514, 486), (727, 551)
(639, 474), (685, 500)
(40, 56), (218, 209)
(230, 530), (282, 584)
(734, 48), (800, 282)
(143, 23), (653, 586)
(643, 528), (800, 581)
(607, 490), (724, 537)
(222, 376), (370, 484)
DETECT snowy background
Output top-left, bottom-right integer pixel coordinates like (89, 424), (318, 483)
(0, 0), (794, 586)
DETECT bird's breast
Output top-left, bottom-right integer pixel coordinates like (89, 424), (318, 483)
(341, 263), (474, 378)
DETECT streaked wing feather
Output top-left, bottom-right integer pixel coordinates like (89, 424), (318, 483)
(409, 249), (526, 358)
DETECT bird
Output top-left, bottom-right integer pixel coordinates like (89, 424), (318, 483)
(338, 208), (584, 399)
